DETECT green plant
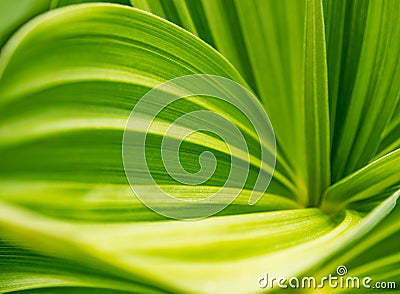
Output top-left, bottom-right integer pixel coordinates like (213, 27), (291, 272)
(0, 0), (399, 293)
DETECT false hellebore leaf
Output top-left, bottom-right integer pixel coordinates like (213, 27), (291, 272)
(0, 0), (399, 293)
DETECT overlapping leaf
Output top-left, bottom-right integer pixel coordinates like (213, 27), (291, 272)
(0, 1), (399, 293)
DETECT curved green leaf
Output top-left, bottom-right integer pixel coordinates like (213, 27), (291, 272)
(322, 149), (400, 212)
(0, 0), (51, 47)
(0, 1), (399, 293)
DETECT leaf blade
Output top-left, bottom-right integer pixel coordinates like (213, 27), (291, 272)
(303, 0), (330, 205)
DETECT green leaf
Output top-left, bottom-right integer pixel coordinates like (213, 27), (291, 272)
(0, 3), (296, 206)
(51, 0), (132, 9)
(323, 0), (369, 144)
(0, 0), (51, 47)
(0, 241), (162, 293)
(310, 192), (400, 287)
(0, 190), (397, 293)
(329, 0), (400, 181)
(133, 0), (308, 202)
(303, 0), (330, 206)
(377, 99), (400, 157)
(322, 149), (400, 212)
(0, 1), (399, 293)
